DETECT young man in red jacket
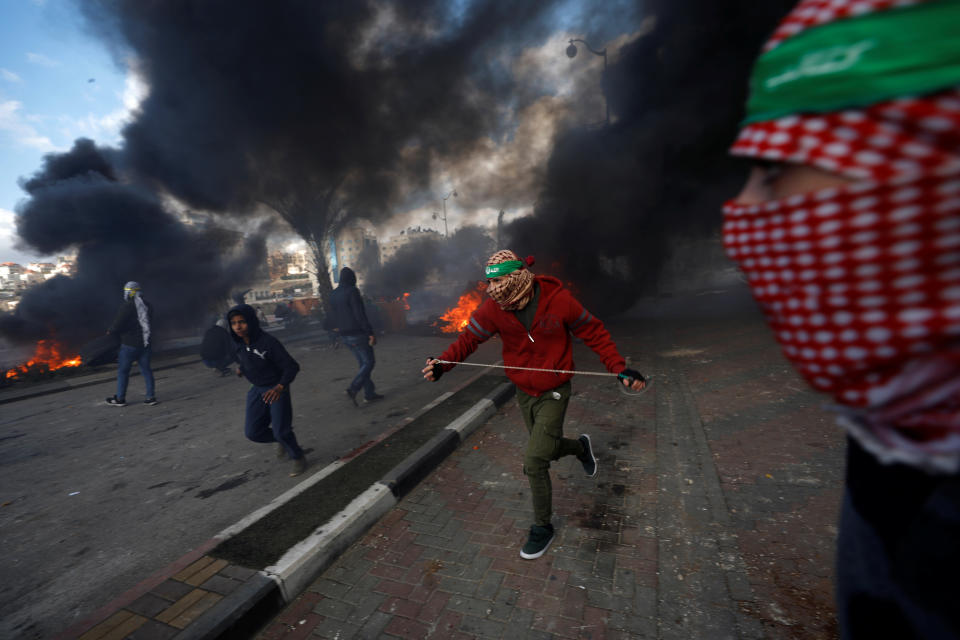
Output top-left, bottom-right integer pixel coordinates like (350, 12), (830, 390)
(422, 249), (646, 559)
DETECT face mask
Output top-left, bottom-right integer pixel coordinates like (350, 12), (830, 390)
(722, 171), (960, 471)
(487, 268), (534, 311)
(726, 2), (960, 471)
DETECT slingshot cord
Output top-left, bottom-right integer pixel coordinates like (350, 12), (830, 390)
(432, 359), (651, 395)
(434, 359), (618, 377)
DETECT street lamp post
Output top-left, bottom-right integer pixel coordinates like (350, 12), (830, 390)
(439, 189), (457, 237)
(566, 38), (608, 126)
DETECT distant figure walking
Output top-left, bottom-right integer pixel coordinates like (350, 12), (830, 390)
(201, 318), (233, 376)
(273, 300), (291, 327)
(105, 281), (157, 407)
(330, 267), (383, 406)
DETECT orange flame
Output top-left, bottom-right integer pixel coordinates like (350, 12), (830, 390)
(4, 340), (82, 380)
(434, 283), (485, 334)
(398, 292), (411, 311)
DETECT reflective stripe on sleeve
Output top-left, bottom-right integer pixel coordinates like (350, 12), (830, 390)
(570, 309), (593, 331)
(468, 316), (494, 338)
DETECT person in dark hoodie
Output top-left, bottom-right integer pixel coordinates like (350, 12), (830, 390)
(422, 250), (646, 560)
(227, 303), (307, 477)
(105, 281), (156, 407)
(200, 318), (233, 376)
(330, 267), (383, 406)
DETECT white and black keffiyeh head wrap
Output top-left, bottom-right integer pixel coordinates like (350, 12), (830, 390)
(124, 281), (151, 347)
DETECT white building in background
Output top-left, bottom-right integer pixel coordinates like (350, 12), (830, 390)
(53, 255), (75, 277)
(285, 248), (311, 276)
(0, 262), (25, 290)
(327, 225), (379, 285)
(26, 262), (58, 282)
(380, 226), (441, 262)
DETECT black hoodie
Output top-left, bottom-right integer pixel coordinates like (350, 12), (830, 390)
(330, 267), (375, 337)
(226, 304), (300, 388)
(108, 297), (152, 348)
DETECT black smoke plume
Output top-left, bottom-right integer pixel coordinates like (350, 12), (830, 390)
(360, 226), (495, 299)
(74, 0), (580, 308)
(506, 0), (797, 315)
(3, 0), (798, 350)
(1, 139), (265, 349)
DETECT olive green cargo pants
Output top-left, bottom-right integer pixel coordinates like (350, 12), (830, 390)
(516, 381), (585, 527)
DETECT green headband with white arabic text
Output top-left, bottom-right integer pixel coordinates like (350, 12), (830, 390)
(743, 0), (960, 125)
(485, 260), (524, 278)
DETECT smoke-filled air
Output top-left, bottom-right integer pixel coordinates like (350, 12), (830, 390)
(0, 0), (798, 350)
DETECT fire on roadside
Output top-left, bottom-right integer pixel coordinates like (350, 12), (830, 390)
(398, 292), (411, 310)
(434, 283), (485, 334)
(4, 340), (82, 380)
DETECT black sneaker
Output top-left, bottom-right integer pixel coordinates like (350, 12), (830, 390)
(144, 397), (158, 406)
(577, 434), (598, 478)
(290, 456), (307, 477)
(520, 524), (555, 560)
(365, 393), (385, 402)
(105, 396), (126, 407)
(345, 389), (359, 407)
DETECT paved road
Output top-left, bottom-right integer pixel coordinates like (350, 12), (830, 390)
(0, 331), (501, 639)
(257, 305), (845, 639)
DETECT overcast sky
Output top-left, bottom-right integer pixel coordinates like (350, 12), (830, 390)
(0, 0), (146, 264)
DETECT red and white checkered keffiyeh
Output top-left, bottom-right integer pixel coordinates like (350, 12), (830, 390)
(724, 0), (960, 472)
(761, 0), (925, 52)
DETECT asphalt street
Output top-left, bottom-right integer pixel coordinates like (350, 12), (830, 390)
(0, 330), (502, 639)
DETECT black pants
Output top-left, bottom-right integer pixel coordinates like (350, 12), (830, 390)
(837, 439), (960, 639)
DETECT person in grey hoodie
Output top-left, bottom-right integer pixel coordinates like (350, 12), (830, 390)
(227, 303), (307, 477)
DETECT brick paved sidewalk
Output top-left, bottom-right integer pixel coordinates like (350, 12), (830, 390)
(257, 312), (844, 639)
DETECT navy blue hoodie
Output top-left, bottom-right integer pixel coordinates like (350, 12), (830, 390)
(226, 304), (300, 387)
(330, 267), (375, 337)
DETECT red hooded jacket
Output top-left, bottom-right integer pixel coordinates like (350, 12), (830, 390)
(438, 275), (626, 396)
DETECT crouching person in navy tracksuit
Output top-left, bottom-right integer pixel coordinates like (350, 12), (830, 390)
(227, 304), (307, 477)
(422, 250), (646, 560)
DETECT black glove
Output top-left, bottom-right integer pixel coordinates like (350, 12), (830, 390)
(428, 358), (444, 381)
(617, 368), (645, 385)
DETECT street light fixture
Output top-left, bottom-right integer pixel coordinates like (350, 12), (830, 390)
(566, 38), (608, 126)
(435, 189), (457, 237)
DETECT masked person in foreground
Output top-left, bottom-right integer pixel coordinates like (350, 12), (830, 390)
(724, 1), (960, 636)
(421, 250), (646, 559)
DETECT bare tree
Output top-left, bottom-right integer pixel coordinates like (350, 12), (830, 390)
(259, 175), (347, 313)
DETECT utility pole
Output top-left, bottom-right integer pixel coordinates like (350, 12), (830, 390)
(566, 38), (609, 126)
(434, 189), (458, 237)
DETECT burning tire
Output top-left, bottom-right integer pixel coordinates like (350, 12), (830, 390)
(79, 334), (121, 367)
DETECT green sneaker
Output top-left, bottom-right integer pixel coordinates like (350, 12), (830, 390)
(520, 524), (555, 560)
(577, 434), (598, 478)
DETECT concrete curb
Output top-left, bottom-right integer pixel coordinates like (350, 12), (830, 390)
(235, 379), (515, 635)
(266, 484), (398, 601)
(171, 574), (279, 640)
(65, 371), (516, 639)
(0, 328), (329, 405)
(0, 355), (200, 405)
